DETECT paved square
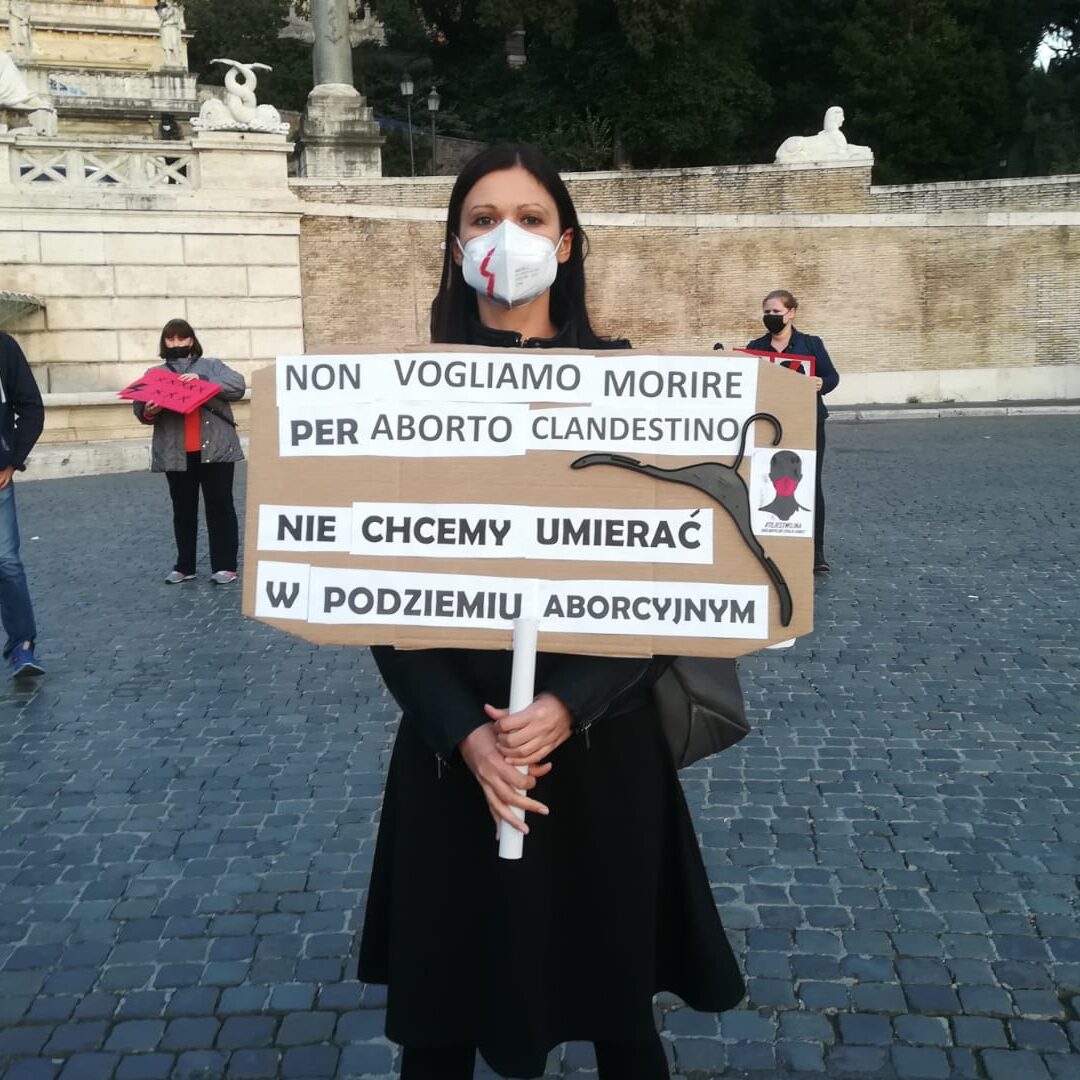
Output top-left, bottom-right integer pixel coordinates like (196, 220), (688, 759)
(1, 417), (1078, 1078)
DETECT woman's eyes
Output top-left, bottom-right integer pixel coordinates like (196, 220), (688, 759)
(471, 214), (545, 228)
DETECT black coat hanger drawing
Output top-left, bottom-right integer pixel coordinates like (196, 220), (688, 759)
(571, 412), (794, 627)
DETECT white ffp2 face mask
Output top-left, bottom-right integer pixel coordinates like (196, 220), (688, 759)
(457, 220), (561, 308)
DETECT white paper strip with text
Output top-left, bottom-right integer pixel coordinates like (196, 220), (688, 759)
(298, 566), (768, 638)
(349, 502), (714, 563)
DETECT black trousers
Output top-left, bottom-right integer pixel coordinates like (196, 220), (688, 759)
(164, 453), (238, 574)
(815, 419), (827, 559)
(399, 1035), (669, 1079)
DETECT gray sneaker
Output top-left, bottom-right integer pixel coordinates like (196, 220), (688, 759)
(165, 571), (196, 584)
(210, 570), (238, 585)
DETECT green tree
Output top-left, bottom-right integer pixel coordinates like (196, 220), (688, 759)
(182, 0), (1077, 181)
(742, 0), (1058, 182)
(1018, 11), (1080, 174)
(367, 0), (770, 169)
(185, 0), (314, 114)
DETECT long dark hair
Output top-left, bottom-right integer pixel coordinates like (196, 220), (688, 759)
(430, 143), (613, 347)
(158, 318), (203, 359)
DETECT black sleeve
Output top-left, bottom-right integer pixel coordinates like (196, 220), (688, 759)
(5, 341), (44, 468)
(812, 337), (840, 396)
(541, 653), (672, 732)
(370, 646), (488, 759)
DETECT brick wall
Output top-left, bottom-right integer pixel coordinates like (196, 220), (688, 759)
(299, 212), (1079, 381)
(294, 163), (1080, 216)
(301, 217), (444, 351)
(296, 162), (1080, 392)
(294, 162), (875, 214)
(871, 174), (1080, 212)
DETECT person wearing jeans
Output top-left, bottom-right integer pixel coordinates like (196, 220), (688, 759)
(0, 331), (45, 679)
(134, 318), (246, 584)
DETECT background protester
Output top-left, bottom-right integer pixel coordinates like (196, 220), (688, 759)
(359, 142), (745, 1080)
(0, 330), (45, 679)
(134, 319), (245, 585)
(746, 289), (840, 572)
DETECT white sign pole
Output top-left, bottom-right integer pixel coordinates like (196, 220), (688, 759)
(498, 617), (539, 861)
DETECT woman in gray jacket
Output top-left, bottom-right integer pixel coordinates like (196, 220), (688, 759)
(134, 319), (245, 584)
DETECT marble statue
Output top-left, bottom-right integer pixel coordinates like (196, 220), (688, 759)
(775, 106), (873, 166)
(155, 2), (185, 69)
(0, 47), (56, 132)
(8, 0), (32, 61)
(191, 59), (289, 134)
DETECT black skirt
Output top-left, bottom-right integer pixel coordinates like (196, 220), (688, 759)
(358, 699), (745, 1078)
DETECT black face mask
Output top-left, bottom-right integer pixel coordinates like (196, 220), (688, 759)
(163, 345), (192, 361)
(762, 313), (787, 335)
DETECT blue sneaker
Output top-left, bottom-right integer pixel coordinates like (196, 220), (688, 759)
(9, 643), (44, 680)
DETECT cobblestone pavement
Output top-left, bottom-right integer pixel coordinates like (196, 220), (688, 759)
(1, 417), (1078, 1080)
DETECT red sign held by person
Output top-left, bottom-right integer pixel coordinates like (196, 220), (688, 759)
(119, 368), (221, 414)
(734, 347), (817, 378)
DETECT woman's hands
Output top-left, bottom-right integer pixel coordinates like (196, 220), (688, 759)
(458, 693), (574, 835)
(459, 723), (552, 835)
(143, 374), (197, 417)
(811, 376), (824, 392)
(487, 692), (573, 766)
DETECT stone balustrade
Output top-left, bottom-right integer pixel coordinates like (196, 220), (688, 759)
(25, 66), (198, 113)
(0, 133), (198, 188)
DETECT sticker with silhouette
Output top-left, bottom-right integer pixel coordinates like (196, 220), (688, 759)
(750, 447), (816, 539)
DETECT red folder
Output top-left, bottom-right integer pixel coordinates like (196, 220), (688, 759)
(119, 368), (221, 414)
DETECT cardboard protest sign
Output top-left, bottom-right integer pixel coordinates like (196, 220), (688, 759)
(119, 368), (222, 414)
(242, 347), (817, 659)
(736, 347), (817, 378)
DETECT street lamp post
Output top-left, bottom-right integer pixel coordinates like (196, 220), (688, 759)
(400, 73), (415, 177)
(427, 86), (441, 175)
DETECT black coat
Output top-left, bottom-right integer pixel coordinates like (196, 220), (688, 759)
(358, 322), (745, 1077)
(0, 332), (44, 472)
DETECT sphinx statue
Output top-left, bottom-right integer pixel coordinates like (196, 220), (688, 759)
(775, 106), (873, 166)
(0, 48), (57, 134)
(0, 47), (49, 110)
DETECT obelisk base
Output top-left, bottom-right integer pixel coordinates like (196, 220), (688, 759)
(299, 84), (383, 178)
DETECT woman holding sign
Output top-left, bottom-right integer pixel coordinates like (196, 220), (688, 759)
(746, 290), (840, 573)
(360, 144), (745, 1079)
(133, 318), (246, 585)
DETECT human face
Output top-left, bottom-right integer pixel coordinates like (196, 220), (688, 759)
(164, 334), (194, 350)
(762, 298), (795, 329)
(452, 165), (572, 268)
